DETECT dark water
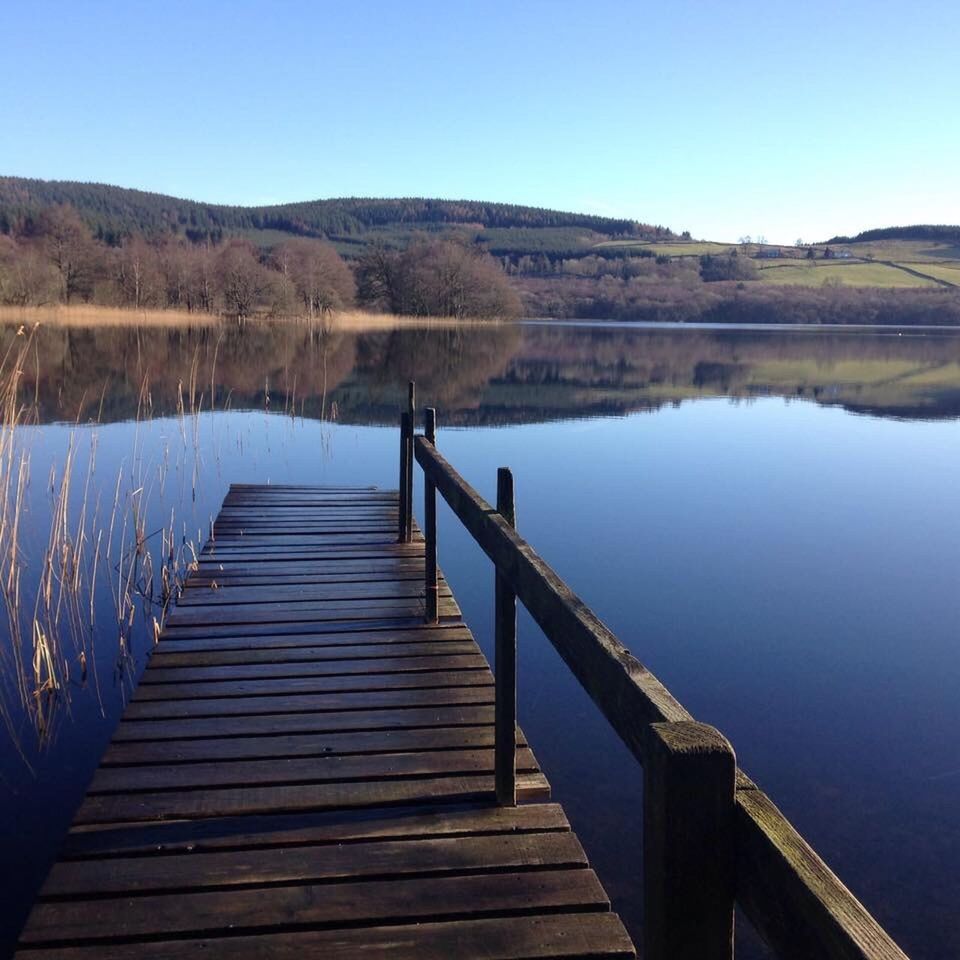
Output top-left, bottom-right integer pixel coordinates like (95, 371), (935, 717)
(1, 319), (958, 957)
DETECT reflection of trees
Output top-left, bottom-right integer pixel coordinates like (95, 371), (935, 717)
(3, 321), (960, 425)
(506, 326), (960, 420)
(0, 323), (358, 423)
(349, 326), (522, 419)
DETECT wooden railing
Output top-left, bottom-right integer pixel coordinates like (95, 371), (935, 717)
(397, 384), (909, 960)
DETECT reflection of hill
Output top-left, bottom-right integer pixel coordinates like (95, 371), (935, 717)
(488, 326), (960, 423)
(4, 322), (960, 426)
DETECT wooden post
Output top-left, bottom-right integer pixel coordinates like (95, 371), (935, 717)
(397, 411), (410, 543)
(643, 720), (736, 960)
(404, 381), (415, 544)
(423, 408), (438, 623)
(495, 467), (517, 806)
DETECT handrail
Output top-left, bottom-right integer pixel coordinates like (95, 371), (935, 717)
(400, 390), (908, 960)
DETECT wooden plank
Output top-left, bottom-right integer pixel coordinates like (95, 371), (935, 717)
(15, 913), (635, 959)
(22, 868), (611, 946)
(200, 543), (425, 559)
(177, 581), (453, 606)
(188, 571), (430, 587)
(42, 831), (586, 898)
(102, 725), (524, 765)
(215, 512), (397, 521)
(194, 558), (424, 573)
(146, 639), (479, 667)
(163, 596), (460, 627)
(111, 704), (498, 742)
(123, 686), (495, 720)
(151, 625), (472, 653)
(206, 533), (403, 547)
(130, 668), (492, 702)
(73, 770), (551, 824)
(139, 652), (486, 682)
(61, 802), (571, 858)
(88, 746), (540, 793)
(157, 618), (463, 641)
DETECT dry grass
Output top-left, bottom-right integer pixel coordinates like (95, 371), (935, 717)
(326, 309), (501, 331)
(0, 304), (503, 331)
(0, 328), (205, 755)
(0, 304), (219, 327)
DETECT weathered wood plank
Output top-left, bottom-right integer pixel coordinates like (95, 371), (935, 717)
(140, 652), (486, 682)
(158, 617), (458, 640)
(163, 596), (459, 627)
(42, 831), (586, 897)
(111, 704), (498, 741)
(177, 580), (453, 606)
(123, 686), (496, 720)
(151, 624), (472, 653)
(131, 668), (492, 702)
(199, 543), (425, 561)
(73, 770), (551, 825)
(15, 913), (636, 960)
(102, 725), (525, 766)
(23, 868), (611, 946)
(146, 639), (478, 667)
(61, 802), (571, 858)
(88, 747), (541, 793)
(188, 570), (429, 587)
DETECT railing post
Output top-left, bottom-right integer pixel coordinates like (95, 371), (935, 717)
(423, 408), (438, 623)
(495, 467), (517, 806)
(643, 721), (736, 960)
(404, 381), (415, 544)
(397, 411), (410, 543)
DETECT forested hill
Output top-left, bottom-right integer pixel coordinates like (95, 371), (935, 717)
(0, 176), (670, 249)
(828, 225), (960, 244)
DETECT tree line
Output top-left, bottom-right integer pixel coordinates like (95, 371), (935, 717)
(827, 225), (960, 245)
(0, 204), (522, 320)
(0, 177), (667, 247)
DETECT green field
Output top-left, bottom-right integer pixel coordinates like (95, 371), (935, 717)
(758, 261), (939, 288)
(593, 239), (734, 257)
(897, 261), (960, 285)
(831, 239), (960, 262)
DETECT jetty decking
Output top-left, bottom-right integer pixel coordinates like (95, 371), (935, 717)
(16, 484), (635, 959)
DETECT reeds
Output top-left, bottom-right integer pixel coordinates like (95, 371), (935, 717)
(0, 324), (207, 756)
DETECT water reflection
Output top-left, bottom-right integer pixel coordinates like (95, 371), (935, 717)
(4, 321), (960, 425)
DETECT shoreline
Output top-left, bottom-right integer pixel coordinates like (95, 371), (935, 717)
(0, 305), (504, 331)
(3, 303), (959, 334)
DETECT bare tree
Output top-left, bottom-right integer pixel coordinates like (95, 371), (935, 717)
(188, 244), (217, 313)
(38, 205), (97, 303)
(216, 240), (268, 322)
(115, 236), (161, 308)
(0, 235), (58, 305)
(272, 238), (354, 318)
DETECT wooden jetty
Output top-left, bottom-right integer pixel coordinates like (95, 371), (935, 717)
(16, 386), (911, 960)
(15, 483), (635, 959)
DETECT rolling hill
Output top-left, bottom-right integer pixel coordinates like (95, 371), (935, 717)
(0, 176), (673, 256)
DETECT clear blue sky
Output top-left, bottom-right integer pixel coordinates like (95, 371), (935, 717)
(2, 0), (958, 243)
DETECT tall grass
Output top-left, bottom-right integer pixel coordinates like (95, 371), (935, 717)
(0, 324), (208, 757)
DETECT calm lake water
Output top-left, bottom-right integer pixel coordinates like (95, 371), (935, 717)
(1, 319), (958, 957)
